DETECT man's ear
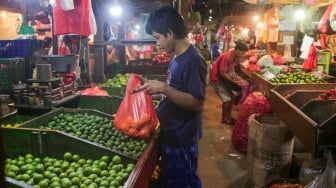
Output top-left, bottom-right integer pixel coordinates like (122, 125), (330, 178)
(167, 29), (174, 39)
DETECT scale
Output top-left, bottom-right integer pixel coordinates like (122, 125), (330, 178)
(12, 56), (78, 109)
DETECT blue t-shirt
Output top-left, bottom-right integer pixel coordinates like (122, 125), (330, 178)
(157, 45), (207, 147)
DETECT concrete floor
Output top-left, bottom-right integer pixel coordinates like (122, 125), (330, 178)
(198, 85), (250, 188)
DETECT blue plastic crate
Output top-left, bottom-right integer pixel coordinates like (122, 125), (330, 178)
(0, 39), (42, 58)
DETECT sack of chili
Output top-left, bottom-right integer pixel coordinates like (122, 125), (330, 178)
(231, 92), (272, 154)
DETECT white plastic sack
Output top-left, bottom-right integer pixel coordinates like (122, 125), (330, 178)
(61, 0), (74, 11)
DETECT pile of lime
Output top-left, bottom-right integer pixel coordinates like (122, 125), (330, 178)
(5, 152), (134, 188)
(1, 123), (20, 128)
(269, 72), (324, 84)
(100, 73), (130, 87)
(40, 112), (147, 158)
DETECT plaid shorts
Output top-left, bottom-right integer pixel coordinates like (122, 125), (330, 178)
(159, 143), (202, 188)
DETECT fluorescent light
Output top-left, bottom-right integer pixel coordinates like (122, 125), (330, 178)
(253, 15), (259, 22)
(110, 6), (122, 17)
(1, 11), (6, 18)
(295, 9), (305, 21)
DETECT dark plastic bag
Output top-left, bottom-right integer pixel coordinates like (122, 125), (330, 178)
(114, 73), (158, 139)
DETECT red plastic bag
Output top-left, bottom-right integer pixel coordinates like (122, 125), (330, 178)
(113, 74), (158, 139)
(78, 84), (109, 96)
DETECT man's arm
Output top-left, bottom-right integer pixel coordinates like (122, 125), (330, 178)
(133, 79), (204, 113)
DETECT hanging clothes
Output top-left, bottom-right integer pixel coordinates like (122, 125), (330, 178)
(52, 0), (95, 36)
(266, 7), (279, 43)
(300, 34), (314, 59)
(302, 45), (318, 71)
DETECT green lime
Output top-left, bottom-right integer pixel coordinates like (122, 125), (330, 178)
(72, 154), (80, 162)
(38, 179), (49, 188)
(50, 176), (60, 183)
(33, 173), (44, 184)
(83, 167), (93, 177)
(6, 171), (16, 178)
(59, 172), (67, 179)
(64, 152), (73, 162)
(98, 161), (107, 170)
(110, 180), (119, 187)
(61, 177), (72, 187)
(71, 176), (81, 185)
(112, 156), (121, 164)
(10, 165), (20, 173)
(100, 180), (109, 187)
(100, 156), (109, 163)
(78, 159), (86, 166)
(25, 154), (34, 159)
(49, 181), (61, 187)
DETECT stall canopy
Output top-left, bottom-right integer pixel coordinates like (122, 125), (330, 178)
(223, 14), (257, 27)
(244, 0), (331, 7)
(0, 0), (39, 13)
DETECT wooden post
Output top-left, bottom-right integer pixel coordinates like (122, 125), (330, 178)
(180, 0), (189, 27)
(93, 20), (105, 82)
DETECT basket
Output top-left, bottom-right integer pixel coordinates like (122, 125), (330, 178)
(264, 178), (306, 188)
(41, 55), (78, 72)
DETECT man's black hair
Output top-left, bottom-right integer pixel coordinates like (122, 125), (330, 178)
(145, 5), (187, 39)
(234, 41), (248, 52)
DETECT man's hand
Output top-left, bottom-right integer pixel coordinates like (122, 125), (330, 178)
(132, 76), (167, 95)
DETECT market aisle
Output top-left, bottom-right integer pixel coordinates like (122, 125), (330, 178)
(198, 85), (250, 188)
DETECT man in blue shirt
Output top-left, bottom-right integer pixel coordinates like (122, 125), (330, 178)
(133, 5), (207, 188)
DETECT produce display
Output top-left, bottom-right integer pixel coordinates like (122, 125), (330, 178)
(5, 152), (134, 188)
(39, 112), (147, 158)
(77, 85), (109, 96)
(1, 123), (20, 128)
(232, 92), (272, 154)
(151, 165), (160, 181)
(268, 72), (324, 84)
(1, 113), (42, 128)
(269, 183), (304, 188)
(152, 51), (170, 64)
(317, 88), (336, 100)
(100, 73), (130, 87)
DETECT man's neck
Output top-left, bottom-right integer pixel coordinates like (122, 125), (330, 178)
(174, 38), (191, 57)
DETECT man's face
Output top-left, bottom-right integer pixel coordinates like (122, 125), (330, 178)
(152, 31), (174, 53)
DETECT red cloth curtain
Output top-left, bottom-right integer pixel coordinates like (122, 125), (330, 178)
(53, 0), (92, 36)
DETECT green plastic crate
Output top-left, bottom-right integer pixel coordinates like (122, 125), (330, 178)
(78, 95), (122, 115)
(20, 108), (113, 129)
(102, 86), (126, 96)
(0, 58), (25, 90)
(55, 95), (122, 115)
(19, 107), (148, 159)
(2, 128), (137, 188)
(0, 109), (51, 128)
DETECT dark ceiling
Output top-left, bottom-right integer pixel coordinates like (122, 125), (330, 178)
(0, 0), (261, 25)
